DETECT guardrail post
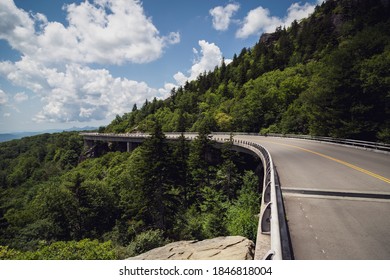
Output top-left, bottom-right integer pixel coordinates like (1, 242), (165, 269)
(263, 250), (275, 260)
(263, 181), (271, 203)
(260, 202), (272, 234)
(81, 132), (287, 260)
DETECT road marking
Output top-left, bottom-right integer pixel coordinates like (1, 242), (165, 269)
(283, 188), (390, 200)
(260, 140), (390, 184)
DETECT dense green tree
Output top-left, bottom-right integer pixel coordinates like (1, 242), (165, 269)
(135, 120), (177, 230)
(187, 127), (214, 203)
(102, 0), (389, 143)
(226, 171), (260, 241)
(2, 0), (390, 260)
(0, 239), (116, 260)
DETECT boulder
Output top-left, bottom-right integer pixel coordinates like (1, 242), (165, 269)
(127, 236), (255, 260)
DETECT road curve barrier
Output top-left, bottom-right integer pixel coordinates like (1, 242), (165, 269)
(213, 137), (289, 260)
(265, 133), (390, 154)
(80, 132), (292, 260)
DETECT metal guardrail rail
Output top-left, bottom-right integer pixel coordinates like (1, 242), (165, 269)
(83, 132), (389, 152)
(81, 131), (388, 259)
(225, 138), (283, 260)
(266, 133), (390, 153)
(210, 132), (390, 153)
(80, 132), (286, 260)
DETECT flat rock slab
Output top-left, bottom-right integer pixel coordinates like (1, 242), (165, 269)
(127, 236), (255, 260)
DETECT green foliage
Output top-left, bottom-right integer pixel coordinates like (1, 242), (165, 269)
(126, 229), (167, 257)
(103, 0), (389, 142)
(1, 128), (262, 258)
(226, 171), (260, 242)
(0, 239), (116, 260)
(199, 187), (228, 239)
(3, 0), (389, 260)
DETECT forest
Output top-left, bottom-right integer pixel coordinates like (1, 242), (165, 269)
(0, 126), (260, 259)
(106, 0), (390, 143)
(1, 0), (390, 259)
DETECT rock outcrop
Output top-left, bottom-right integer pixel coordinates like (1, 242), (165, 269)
(127, 236), (255, 260)
(259, 32), (279, 46)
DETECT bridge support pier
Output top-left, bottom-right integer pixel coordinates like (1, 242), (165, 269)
(84, 139), (95, 150)
(126, 142), (139, 152)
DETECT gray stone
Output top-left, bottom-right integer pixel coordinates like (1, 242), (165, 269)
(127, 236), (255, 260)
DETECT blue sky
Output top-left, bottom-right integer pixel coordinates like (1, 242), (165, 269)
(0, 0), (322, 132)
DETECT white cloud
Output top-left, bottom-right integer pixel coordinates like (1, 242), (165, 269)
(158, 83), (177, 99)
(236, 7), (282, 38)
(284, 3), (317, 27)
(236, 2), (317, 38)
(210, 3), (240, 31)
(14, 92), (28, 103)
(0, 58), (158, 123)
(0, 0), (180, 123)
(0, 0), (180, 65)
(0, 0), (37, 54)
(164, 32), (181, 45)
(3, 112), (11, 118)
(174, 40), (223, 85)
(173, 72), (188, 87)
(0, 89), (8, 105)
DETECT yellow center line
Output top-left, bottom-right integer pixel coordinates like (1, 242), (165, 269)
(259, 140), (390, 184)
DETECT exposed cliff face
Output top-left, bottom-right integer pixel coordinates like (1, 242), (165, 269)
(127, 236), (255, 260)
(259, 32), (280, 46)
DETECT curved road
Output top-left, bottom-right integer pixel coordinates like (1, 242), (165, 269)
(82, 132), (390, 259)
(232, 135), (390, 260)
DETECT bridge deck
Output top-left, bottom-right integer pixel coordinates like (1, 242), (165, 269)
(234, 136), (390, 259)
(81, 133), (390, 259)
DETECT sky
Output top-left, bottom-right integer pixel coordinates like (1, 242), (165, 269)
(0, 0), (323, 133)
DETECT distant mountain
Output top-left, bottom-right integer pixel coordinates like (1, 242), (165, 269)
(0, 126), (97, 142)
(63, 126), (98, 132)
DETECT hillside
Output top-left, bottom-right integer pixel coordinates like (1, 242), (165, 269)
(105, 0), (390, 143)
(1, 125), (261, 259)
(1, 0), (390, 260)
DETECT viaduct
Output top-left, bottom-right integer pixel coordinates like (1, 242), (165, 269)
(81, 132), (390, 260)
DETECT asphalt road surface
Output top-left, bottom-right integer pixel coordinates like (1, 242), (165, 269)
(233, 135), (390, 259)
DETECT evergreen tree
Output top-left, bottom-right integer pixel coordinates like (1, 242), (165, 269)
(187, 124), (213, 203)
(137, 120), (175, 230)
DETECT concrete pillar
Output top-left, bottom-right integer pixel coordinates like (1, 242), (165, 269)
(84, 139), (95, 150)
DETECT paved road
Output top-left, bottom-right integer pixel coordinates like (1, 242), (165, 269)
(232, 135), (390, 259)
(82, 132), (390, 259)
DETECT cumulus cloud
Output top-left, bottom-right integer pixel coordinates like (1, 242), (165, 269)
(0, 0), (37, 55)
(14, 92), (28, 103)
(210, 3), (240, 31)
(174, 40), (223, 85)
(0, 59), (158, 122)
(0, 0), (180, 65)
(158, 83), (177, 99)
(236, 7), (282, 38)
(284, 2), (317, 27)
(0, 89), (8, 105)
(236, 2), (317, 38)
(0, 0), (180, 123)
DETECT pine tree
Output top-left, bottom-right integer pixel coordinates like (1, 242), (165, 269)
(137, 120), (175, 230)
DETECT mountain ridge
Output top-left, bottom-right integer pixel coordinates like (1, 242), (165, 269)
(104, 0), (390, 143)
(0, 126), (97, 142)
